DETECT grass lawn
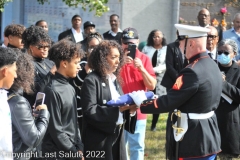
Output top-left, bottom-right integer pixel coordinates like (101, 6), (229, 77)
(144, 113), (168, 160)
(143, 114), (240, 160)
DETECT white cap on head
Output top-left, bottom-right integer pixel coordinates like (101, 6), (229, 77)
(175, 24), (210, 38)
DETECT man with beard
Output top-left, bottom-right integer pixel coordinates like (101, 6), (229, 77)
(223, 13), (240, 62)
(103, 14), (122, 44)
(58, 15), (84, 43)
(206, 26), (219, 60)
(197, 8), (211, 27)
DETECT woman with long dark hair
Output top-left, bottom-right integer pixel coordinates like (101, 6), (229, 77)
(81, 40), (136, 160)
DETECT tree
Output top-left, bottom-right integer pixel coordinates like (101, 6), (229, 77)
(225, 0), (240, 7)
(0, 0), (110, 16)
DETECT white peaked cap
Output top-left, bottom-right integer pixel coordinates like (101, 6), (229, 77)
(175, 24), (210, 38)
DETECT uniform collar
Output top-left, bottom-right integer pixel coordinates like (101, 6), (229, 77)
(188, 52), (208, 64)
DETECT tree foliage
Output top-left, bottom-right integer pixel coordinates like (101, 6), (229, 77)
(0, 0), (110, 16)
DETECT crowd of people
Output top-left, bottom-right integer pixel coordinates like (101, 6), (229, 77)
(0, 8), (240, 160)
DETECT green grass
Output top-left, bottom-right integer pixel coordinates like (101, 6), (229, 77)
(143, 114), (240, 160)
(144, 113), (168, 160)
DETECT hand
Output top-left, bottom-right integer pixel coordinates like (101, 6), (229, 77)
(35, 104), (48, 110)
(78, 151), (84, 160)
(129, 90), (147, 107)
(33, 104), (47, 117)
(124, 51), (133, 64)
(222, 74), (226, 81)
(133, 58), (144, 71)
(236, 60), (240, 66)
(50, 65), (57, 75)
(84, 63), (92, 74)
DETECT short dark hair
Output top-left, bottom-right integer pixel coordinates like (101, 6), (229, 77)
(35, 20), (46, 26)
(146, 29), (167, 47)
(110, 14), (119, 19)
(4, 24), (25, 38)
(71, 14), (81, 21)
(48, 39), (84, 68)
(0, 47), (18, 68)
(10, 51), (34, 94)
(88, 40), (124, 82)
(22, 25), (52, 49)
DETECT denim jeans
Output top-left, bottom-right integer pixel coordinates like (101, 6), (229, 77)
(124, 119), (146, 160)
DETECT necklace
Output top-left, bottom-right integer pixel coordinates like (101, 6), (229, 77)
(37, 61), (47, 70)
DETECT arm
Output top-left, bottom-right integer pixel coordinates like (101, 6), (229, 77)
(134, 57), (156, 90)
(44, 89), (79, 152)
(9, 96), (49, 148)
(140, 68), (199, 113)
(81, 77), (120, 134)
(222, 80), (240, 104)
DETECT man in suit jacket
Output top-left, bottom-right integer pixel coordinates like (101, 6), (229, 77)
(206, 26), (219, 60)
(161, 39), (187, 91)
(103, 14), (122, 44)
(58, 14), (84, 43)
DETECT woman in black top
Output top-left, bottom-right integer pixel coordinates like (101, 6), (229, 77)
(216, 39), (240, 159)
(22, 25), (56, 105)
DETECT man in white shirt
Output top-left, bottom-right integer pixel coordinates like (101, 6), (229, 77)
(207, 26), (219, 60)
(197, 8), (210, 28)
(0, 47), (18, 160)
(58, 14), (84, 43)
(103, 14), (122, 44)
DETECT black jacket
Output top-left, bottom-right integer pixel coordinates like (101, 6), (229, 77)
(42, 72), (83, 158)
(216, 61), (240, 155)
(103, 31), (122, 44)
(58, 29), (84, 43)
(140, 52), (222, 158)
(161, 41), (188, 90)
(81, 71), (136, 160)
(8, 90), (50, 159)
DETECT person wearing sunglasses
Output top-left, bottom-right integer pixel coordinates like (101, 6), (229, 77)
(22, 25), (56, 106)
(206, 26), (219, 60)
(120, 27), (156, 160)
(215, 39), (240, 160)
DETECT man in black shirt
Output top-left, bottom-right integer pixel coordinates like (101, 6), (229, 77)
(103, 14), (122, 44)
(42, 39), (84, 159)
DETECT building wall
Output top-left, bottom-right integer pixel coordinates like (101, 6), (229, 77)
(179, 0), (240, 29)
(1, 0), (180, 43)
(121, 0), (179, 43)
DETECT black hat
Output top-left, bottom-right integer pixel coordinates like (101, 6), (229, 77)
(84, 21), (95, 29)
(122, 27), (139, 43)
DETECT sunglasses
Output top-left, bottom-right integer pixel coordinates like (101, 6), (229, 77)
(35, 45), (50, 50)
(207, 35), (218, 39)
(217, 51), (230, 55)
(177, 35), (188, 41)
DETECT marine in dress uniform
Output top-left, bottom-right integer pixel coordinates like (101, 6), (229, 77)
(130, 24), (223, 160)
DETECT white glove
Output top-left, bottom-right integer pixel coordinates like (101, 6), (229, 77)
(129, 90), (147, 108)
